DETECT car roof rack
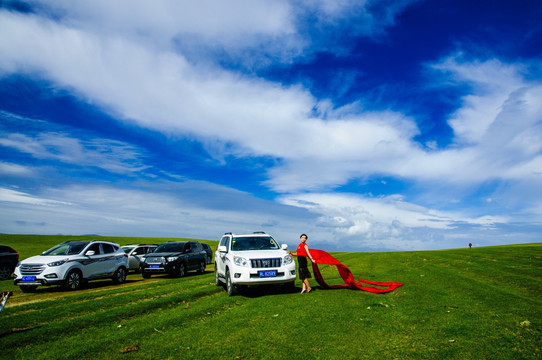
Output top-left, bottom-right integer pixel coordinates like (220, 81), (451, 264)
(224, 232), (232, 235)
(253, 231), (266, 234)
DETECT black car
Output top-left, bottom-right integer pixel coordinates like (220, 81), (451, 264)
(201, 243), (213, 264)
(140, 241), (207, 278)
(0, 245), (19, 280)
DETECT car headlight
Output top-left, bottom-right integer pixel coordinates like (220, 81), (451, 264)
(233, 256), (249, 267)
(283, 253), (294, 265)
(167, 256), (179, 262)
(48, 259), (68, 267)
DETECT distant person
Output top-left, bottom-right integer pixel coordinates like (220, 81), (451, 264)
(469, 242), (472, 249)
(290, 233), (315, 294)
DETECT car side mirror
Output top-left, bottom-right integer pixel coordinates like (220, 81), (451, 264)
(281, 244), (288, 250)
(85, 250), (95, 256)
(218, 245), (227, 253)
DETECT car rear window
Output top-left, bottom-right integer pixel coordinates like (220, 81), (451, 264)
(102, 243), (116, 254)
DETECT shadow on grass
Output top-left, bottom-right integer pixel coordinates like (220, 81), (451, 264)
(236, 284), (323, 298)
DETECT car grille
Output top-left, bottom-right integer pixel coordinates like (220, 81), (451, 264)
(146, 256), (165, 264)
(20, 264), (45, 275)
(251, 258), (281, 268)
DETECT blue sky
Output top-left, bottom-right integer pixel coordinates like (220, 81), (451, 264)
(1, 0), (541, 251)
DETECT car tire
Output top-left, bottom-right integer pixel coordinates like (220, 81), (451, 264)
(207, 256), (212, 264)
(142, 272), (151, 279)
(112, 267), (127, 285)
(226, 269), (238, 296)
(0, 263), (12, 280)
(177, 262), (186, 277)
(20, 285), (38, 293)
(198, 261), (206, 274)
(64, 269), (83, 291)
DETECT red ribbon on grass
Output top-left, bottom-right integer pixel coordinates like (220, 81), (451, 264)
(307, 249), (403, 294)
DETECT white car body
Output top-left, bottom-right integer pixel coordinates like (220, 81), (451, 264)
(214, 232), (296, 295)
(14, 240), (128, 292)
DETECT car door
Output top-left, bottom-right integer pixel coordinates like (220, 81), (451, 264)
(100, 243), (120, 276)
(188, 242), (199, 270)
(82, 243), (106, 278)
(215, 236), (230, 277)
(129, 246), (146, 270)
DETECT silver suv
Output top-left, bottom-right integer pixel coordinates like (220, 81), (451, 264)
(214, 232), (296, 295)
(14, 240), (128, 292)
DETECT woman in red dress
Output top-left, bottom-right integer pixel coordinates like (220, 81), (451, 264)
(295, 233), (315, 293)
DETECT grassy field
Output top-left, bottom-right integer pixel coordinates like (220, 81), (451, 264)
(0, 235), (540, 359)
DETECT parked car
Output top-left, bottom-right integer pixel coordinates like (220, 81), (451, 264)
(214, 232), (296, 296)
(140, 241), (207, 278)
(0, 245), (19, 280)
(201, 243), (213, 264)
(13, 240), (128, 292)
(122, 244), (158, 272)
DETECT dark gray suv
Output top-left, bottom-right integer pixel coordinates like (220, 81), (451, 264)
(140, 241), (207, 278)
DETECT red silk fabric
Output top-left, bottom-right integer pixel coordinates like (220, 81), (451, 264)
(305, 249), (403, 294)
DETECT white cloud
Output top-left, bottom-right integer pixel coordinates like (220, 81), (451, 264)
(0, 161), (32, 176)
(0, 132), (148, 174)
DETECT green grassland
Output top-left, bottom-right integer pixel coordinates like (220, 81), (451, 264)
(0, 235), (540, 359)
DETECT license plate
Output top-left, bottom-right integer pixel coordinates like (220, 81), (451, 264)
(149, 265), (160, 269)
(259, 270), (277, 278)
(22, 276), (36, 281)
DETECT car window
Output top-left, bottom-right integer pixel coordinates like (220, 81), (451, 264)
(43, 242), (89, 256)
(192, 242), (202, 251)
(87, 243), (102, 255)
(102, 243), (115, 254)
(155, 243), (185, 252)
(231, 237), (279, 251)
(184, 243), (192, 253)
(123, 246), (135, 254)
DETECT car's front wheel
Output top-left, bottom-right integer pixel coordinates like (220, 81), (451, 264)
(64, 270), (83, 291)
(112, 267), (127, 285)
(226, 269), (238, 296)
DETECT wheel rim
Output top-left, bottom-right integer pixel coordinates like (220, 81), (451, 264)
(67, 272), (81, 289)
(179, 264), (185, 277)
(0, 265), (11, 279)
(200, 262), (205, 273)
(116, 268), (126, 282)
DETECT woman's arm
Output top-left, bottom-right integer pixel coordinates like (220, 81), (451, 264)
(304, 244), (315, 262)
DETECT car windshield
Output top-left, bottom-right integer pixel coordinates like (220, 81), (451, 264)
(42, 242), (90, 256)
(155, 243), (185, 253)
(231, 237), (279, 251)
(122, 247), (135, 254)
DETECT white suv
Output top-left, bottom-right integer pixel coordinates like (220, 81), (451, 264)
(214, 232), (296, 295)
(14, 240), (129, 292)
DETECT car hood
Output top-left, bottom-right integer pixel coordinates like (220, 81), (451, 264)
(19, 255), (74, 265)
(231, 250), (287, 258)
